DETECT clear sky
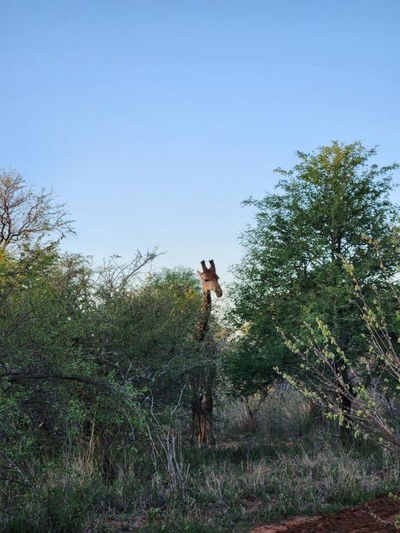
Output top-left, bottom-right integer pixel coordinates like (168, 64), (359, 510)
(1, 1), (400, 285)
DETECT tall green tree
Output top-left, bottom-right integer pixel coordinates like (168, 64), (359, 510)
(227, 142), (399, 437)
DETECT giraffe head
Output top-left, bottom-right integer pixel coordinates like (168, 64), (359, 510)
(197, 259), (223, 298)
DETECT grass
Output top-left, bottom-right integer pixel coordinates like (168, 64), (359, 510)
(2, 387), (400, 532)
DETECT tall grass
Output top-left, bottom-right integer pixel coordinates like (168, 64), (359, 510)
(3, 387), (400, 533)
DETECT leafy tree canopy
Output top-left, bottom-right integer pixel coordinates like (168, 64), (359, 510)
(227, 141), (400, 397)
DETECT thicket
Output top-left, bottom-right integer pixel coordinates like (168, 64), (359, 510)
(0, 169), (225, 531)
(0, 242), (222, 530)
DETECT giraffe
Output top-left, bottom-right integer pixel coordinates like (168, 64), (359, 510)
(190, 259), (222, 446)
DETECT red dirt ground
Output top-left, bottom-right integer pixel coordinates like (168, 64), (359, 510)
(251, 494), (400, 533)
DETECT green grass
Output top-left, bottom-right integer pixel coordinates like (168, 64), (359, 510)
(2, 388), (400, 533)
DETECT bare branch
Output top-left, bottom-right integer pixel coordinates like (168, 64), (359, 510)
(0, 169), (75, 251)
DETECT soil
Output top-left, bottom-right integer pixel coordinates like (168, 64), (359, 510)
(251, 494), (400, 533)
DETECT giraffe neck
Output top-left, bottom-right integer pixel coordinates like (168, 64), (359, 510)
(196, 290), (211, 342)
(202, 289), (211, 313)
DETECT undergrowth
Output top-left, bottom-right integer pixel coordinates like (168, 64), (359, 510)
(2, 388), (400, 533)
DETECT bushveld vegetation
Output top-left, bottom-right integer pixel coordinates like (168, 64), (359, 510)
(2, 141), (400, 532)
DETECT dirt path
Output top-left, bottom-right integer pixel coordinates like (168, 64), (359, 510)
(251, 494), (400, 533)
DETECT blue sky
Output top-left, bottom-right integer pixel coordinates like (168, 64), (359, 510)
(1, 1), (400, 285)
